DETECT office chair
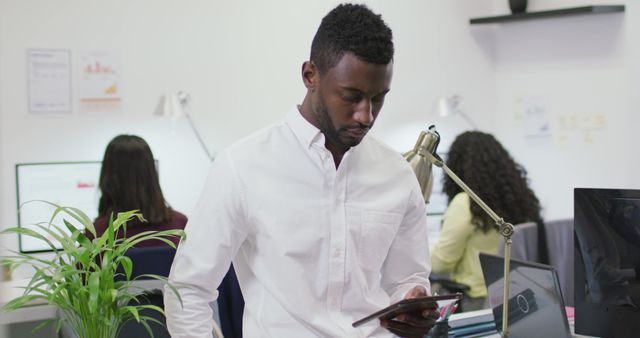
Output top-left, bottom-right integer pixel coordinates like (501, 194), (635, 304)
(545, 219), (574, 307)
(499, 221), (538, 261)
(116, 246), (176, 338)
(217, 264), (245, 338)
(498, 219), (574, 306)
(115, 246), (224, 338)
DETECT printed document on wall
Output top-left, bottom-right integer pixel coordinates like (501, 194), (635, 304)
(78, 50), (122, 114)
(27, 49), (72, 113)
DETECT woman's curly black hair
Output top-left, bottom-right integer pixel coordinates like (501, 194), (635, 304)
(310, 3), (393, 73)
(443, 131), (542, 232)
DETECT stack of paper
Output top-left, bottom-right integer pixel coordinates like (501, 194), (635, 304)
(448, 309), (497, 337)
(565, 306), (575, 327)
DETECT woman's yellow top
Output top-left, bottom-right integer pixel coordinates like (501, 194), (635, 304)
(430, 192), (501, 298)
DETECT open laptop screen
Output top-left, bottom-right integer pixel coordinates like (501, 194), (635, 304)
(480, 253), (571, 338)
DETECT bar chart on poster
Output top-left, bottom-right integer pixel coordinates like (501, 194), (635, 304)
(15, 162), (101, 253)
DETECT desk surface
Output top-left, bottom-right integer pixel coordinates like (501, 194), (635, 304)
(0, 278), (164, 325)
(449, 309), (601, 338)
(0, 279), (56, 325)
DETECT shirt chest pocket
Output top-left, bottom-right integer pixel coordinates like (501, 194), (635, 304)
(354, 209), (403, 272)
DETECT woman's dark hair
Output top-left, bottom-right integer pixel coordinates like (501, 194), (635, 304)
(443, 131), (542, 233)
(98, 134), (172, 224)
(310, 3), (394, 74)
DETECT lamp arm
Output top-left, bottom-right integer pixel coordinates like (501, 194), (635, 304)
(419, 149), (514, 237)
(421, 149), (513, 337)
(184, 113), (215, 162)
(457, 111), (478, 130)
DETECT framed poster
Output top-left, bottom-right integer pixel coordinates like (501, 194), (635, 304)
(78, 50), (122, 113)
(27, 49), (72, 113)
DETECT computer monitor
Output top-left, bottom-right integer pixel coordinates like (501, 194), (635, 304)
(574, 188), (640, 337)
(479, 253), (571, 338)
(15, 162), (102, 253)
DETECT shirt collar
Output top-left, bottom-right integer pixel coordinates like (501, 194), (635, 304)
(285, 106), (324, 148)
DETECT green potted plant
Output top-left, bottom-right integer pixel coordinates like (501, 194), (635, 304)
(1, 202), (185, 338)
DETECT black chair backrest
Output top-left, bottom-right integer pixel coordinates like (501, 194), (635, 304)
(115, 246), (177, 338)
(115, 246), (177, 281)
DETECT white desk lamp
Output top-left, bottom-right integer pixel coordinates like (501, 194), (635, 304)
(435, 95), (478, 130)
(404, 126), (515, 337)
(154, 91), (214, 161)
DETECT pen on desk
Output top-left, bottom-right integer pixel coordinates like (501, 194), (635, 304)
(438, 306), (447, 319)
(444, 303), (458, 320)
(443, 304), (451, 320)
(438, 302), (451, 321)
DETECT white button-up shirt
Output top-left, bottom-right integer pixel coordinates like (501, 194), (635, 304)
(165, 107), (431, 338)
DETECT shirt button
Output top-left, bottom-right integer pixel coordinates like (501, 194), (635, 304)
(333, 249), (341, 257)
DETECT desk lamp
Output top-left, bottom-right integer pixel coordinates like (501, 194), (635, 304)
(154, 91), (214, 161)
(404, 126), (515, 337)
(435, 95), (478, 130)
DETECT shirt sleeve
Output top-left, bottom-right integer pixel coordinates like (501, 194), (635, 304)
(431, 192), (474, 274)
(381, 184), (432, 302)
(164, 150), (250, 338)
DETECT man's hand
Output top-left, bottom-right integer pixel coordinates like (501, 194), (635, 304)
(380, 286), (440, 338)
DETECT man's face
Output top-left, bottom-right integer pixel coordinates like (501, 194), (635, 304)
(308, 53), (393, 150)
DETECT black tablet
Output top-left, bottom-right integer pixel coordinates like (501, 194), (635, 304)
(352, 293), (463, 327)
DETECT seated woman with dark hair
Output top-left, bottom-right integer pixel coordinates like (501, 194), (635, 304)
(84, 135), (190, 338)
(90, 134), (241, 337)
(431, 131), (543, 311)
(87, 134), (187, 246)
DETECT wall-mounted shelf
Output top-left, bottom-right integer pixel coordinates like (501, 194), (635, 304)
(469, 5), (625, 25)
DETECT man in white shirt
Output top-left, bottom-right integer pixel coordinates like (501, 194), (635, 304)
(165, 4), (438, 337)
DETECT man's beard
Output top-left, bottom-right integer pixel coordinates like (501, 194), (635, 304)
(313, 104), (363, 149)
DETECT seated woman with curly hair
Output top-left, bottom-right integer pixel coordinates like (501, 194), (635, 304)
(430, 131), (543, 311)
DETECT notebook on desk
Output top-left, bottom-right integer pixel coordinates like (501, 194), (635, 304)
(479, 253), (572, 338)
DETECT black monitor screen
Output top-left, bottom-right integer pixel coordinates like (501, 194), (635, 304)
(574, 188), (640, 337)
(480, 253), (571, 338)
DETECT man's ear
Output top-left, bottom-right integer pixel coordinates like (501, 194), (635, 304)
(302, 61), (318, 90)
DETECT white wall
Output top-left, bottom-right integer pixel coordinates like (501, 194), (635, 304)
(191, 0), (640, 222)
(486, 0), (637, 219)
(0, 0), (498, 263)
(4, 1), (638, 335)
(187, 1), (498, 152)
(0, 0), (214, 277)
(2, 0), (637, 272)
(0, 8), (6, 335)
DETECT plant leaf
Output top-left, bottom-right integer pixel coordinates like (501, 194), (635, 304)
(123, 306), (141, 322)
(31, 318), (57, 333)
(1, 227), (57, 251)
(88, 271), (100, 313)
(3, 295), (44, 311)
(120, 256), (133, 281)
(1, 202), (183, 336)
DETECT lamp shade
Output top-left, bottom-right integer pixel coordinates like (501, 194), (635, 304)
(402, 128), (440, 203)
(154, 92), (188, 118)
(435, 95), (460, 117)
(436, 96), (454, 117)
(433, 95), (477, 130)
(153, 91), (215, 161)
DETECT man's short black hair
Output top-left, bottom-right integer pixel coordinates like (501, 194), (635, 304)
(310, 3), (394, 73)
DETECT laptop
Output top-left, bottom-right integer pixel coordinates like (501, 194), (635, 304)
(479, 253), (572, 338)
